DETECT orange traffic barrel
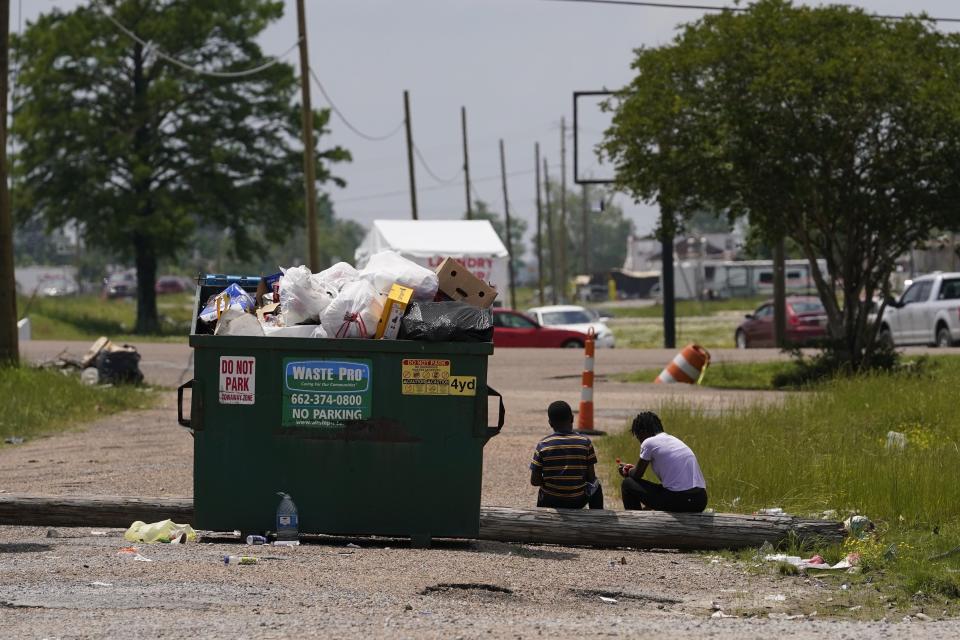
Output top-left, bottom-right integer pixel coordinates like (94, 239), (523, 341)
(654, 344), (710, 384)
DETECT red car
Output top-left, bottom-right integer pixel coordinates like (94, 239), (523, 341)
(735, 296), (828, 348)
(492, 309), (588, 348)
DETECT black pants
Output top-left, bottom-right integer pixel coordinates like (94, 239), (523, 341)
(621, 478), (707, 512)
(537, 484), (604, 510)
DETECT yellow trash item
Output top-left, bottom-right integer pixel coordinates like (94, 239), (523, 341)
(124, 519), (197, 544)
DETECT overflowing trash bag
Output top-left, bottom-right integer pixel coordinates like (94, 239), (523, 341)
(95, 345), (144, 385)
(321, 279), (383, 339)
(399, 301), (494, 343)
(278, 265), (335, 326)
(359, 250), (439, 302)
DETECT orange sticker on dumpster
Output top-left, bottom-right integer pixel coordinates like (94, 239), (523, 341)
(401, 359), (450, 395)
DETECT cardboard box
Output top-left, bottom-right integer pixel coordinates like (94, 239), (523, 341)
(375, 283), (414, 339)
(434, 258), (498, 308)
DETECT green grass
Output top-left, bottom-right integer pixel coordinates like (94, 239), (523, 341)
(617, 360), (793, 389)
(603, 296), (766, 319)
(19, 293), (194, 342)
(610, 315), (740, 349)
(0, 366), (156, 442)
(595, 361), (960, 613)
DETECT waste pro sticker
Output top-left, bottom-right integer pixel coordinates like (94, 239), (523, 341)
(282, 359), (372, 428)
(219, 356), (255, 405)
(401, 359), (451, 395)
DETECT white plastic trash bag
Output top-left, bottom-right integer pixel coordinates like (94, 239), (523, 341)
(321, 279), (382, 339)
(316, 261), (360, 293)
(359, 250), (438, 302)
(214, 309), (264, 337)
(278, 265), (334, 325)
(310, 325), (328, 339)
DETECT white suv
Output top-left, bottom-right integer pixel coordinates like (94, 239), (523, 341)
(879, 272), (960, 347)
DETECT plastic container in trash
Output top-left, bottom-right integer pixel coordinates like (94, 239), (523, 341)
(276, 492), (299, 543)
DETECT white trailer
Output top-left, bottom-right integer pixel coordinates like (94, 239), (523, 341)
(668, 259), (828, 300)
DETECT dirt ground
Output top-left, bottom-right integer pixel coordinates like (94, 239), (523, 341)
(1, 344), (957, 639)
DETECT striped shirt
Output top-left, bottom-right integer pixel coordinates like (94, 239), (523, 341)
(530, 432), (598, 499)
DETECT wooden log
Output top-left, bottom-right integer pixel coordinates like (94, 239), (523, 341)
(0, 495), (845, 550)
(0, 494), (193, 528)
(479, 506), (846, 550)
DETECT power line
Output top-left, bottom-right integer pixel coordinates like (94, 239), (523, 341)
(310, 69), (404, 141)
(544, 0), (960, 23)
(413, 143), (461, 185)
(97, 4), (302, 78)
(337, 167), (544, 204)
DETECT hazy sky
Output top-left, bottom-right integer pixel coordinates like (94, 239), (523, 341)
(21, 1), (960, 245)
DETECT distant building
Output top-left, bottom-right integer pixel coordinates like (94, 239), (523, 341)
(623, 231), (744, 272)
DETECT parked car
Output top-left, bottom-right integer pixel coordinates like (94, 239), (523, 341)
(35, 277), (78, 297)
(734, 296), (828, 348)
(878, 272), (960, 347)
(491, 309), (589, 348)
(155, 275), (191, 294)
(103, 270), (137, 299)
(526, 304), (616, 348)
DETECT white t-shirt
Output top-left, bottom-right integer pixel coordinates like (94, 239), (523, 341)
(639, 432), (706, 492)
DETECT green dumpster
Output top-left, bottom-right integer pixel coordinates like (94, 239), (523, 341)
(179, 275), (503, 546)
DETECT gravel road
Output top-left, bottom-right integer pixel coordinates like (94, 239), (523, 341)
(1, 342), (956, 638)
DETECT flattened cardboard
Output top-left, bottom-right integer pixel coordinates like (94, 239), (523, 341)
(434, 258), (498, 308)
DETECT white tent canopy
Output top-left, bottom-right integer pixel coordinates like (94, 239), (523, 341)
(355, 220), (511, 305)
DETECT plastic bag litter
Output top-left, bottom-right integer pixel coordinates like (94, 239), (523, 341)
(316, 261), (360, 292)
(321, 279), (382, 339)
(399, 301), (493, 343)
(124, 520), (197, 544)
(214, 308), (265, 337)
(278, 265), (335, 326)
(198, 283), (256, 324)
(359, 250), (438, 302)
(310, 325), (328, 339)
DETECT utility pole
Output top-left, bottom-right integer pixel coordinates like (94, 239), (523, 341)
(661, 208), (676, 349)
(543, 159), (558, 305)
(0, 0), (16, 365)
(499, 140), (517, 310)
(773, 236), (787, 348)
(581, 183), (589, 274)
(403, 90), (418, 220)
(295, 0), (320, 271)
(461, 106), (472, 219)
(558, 117), (568, 302)
(534, 143), (545, 306)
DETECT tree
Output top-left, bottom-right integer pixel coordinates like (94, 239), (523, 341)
(603, 0), (960, 368)
(464, 199), (527, 274)
(541, 181), (633, 280)
(12, 0), (349, 333)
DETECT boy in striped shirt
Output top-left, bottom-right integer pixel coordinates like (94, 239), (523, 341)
(530, 401), (604, 509)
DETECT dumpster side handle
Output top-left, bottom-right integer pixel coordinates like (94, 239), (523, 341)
(486, 386), (505, 440)
(177, 379), (202, 432)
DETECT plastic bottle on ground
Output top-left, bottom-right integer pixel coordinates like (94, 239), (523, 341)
(275, 492), (299, 545)
(245, 534), (267, 545)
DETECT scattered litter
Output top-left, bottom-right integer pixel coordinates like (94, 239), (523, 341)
(90, 581), (113, 587)
(849, 605), (862, 612)
(785, 614), (806, 620)
(124, 520), (197, 544)
(90, 531), (108, 536)
(711, 601), (722, 611)
(118, 547), (153, 562)
(886, 430), (907, 451)
(764, 594), (787, 602)
(757, 507), (784, 515)
(224, 555), (258, 566)
(245, 535), (267, 546)
(3, 437), (24, 445)
(844, 515), (874, 539)
(763, 552), (860, 571)
(915, 613), (932, 622)
(711, 611), (735, 619)
(80, 367), (99, 386)
(599, 596), (618, 604)
(273, 540), (300, 547)
(840, 583), (850, 591)
(346, 543), (360, 549)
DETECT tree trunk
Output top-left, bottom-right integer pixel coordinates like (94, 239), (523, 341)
(133, 234), (159, 334)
